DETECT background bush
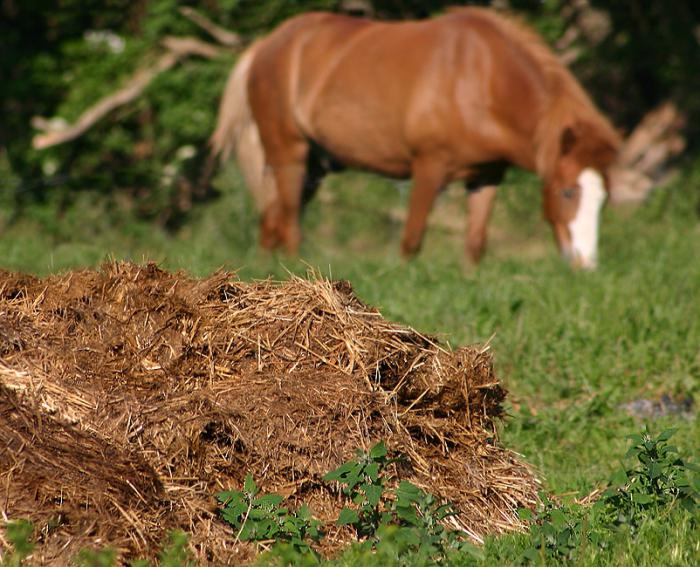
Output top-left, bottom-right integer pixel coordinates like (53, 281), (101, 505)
(1, 0), (698, 226)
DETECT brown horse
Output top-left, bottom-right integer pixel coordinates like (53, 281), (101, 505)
(212, 7), (621, 268)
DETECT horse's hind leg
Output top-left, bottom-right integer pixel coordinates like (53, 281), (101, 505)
(273, 161), (308, 254)
(466, 185), (497, 263)
(465, 163), (505, 263)
(401, 157), (449, 257)
(259, 137), (309, 254)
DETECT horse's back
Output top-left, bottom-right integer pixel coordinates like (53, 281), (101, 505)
(247, 9), (573, 175)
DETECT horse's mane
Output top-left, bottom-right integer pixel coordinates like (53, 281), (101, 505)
(447, 7), (621, 177)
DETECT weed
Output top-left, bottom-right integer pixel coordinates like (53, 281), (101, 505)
(1, 520), (34, 567)
(217, 474), (322, 555)
(518, 495), (595, 563)
(596, 427), (700, 530)
(74, 547), (117, 567)
(324, 441), (395, 538)
(518, 427), (700, 564)
(324, 442), (478, 561)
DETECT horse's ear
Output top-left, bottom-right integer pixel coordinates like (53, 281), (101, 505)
(560, 125), (578, 156)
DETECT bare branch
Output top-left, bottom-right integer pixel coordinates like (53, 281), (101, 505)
(610, 102), (686, 204)
(179, 6), (242, 47)
(160, 36), (224, 59)
(32, 37), (224, 151)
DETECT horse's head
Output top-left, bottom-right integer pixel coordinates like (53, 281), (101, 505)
(543, 121), (619, 269)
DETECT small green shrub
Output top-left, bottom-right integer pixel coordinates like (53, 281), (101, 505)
(518, 427), (700, 564)
(1, 520), (34, 567)
(324, 441), (477, 561)
(519, 495), (597, 563)
(155, 531), (195, 567)
(324, 441), (396, 538)
(74, 547), (117, 567)
(596, 427), (700, 530)
(217, 474), (322, 555)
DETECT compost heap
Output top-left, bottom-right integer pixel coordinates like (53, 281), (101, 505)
(0, 262), (538, 563)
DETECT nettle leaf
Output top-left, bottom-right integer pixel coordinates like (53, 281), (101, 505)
(255, 494), (284, 508)
(364, 483), (384, 507)
(631, 492), (654, 505)
(396, 481), (422, 503)
(648, 462), (664, 479)
(239, 522), (256, 541)
(283, 518), (300, 535)
(324, 461), (355, 482)
(221, 507), (243, 526)
(611, 468), (629, 487)
(243, 473), (257, 496)
(518, 508), (534, 521)
(249, 508), (269, 520)
(365, 462), (381, 483)
(297, 504), (312, 521)
(344, 466), (364, 492)
(656, 428), (678, 442)
(255, 519), (276, 538)
(217, 490), (242, 505)
(337, 507), (360, 526)
(626, 433), (644, 445)
(369, 441), (388, 460)
(395, 504), (419, 526)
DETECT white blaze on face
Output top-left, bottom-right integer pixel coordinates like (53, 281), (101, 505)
(568, 168), (607, 269)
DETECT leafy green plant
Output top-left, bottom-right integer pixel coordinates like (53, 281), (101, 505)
(217, 474), (322, 555)
(518, 494), (595, 563)
(391, 480), (476, 557)
(596, 427), (700, 530)
(74, 547), (117, 567)
(1, 520), (34, 567)
(518, 427), (700, 564)
(156, 531), (195, 567)
(324, 441), (477, 561)
(323, 441), (395, 538)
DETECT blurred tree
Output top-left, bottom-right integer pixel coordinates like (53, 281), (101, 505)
(587, 0), (700, 134)
(0, 0), (697, 226)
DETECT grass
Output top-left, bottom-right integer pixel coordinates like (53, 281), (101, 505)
(0, 160), (699, 564)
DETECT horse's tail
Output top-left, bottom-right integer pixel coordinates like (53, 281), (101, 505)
(210, 43), (276, 211)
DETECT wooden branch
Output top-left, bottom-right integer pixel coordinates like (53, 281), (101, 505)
(32, 37), (223, 150)
(617, 102), (685, 169)
(609, 101), (686, 204)
(179, 6), (242, 47)
(160, 36), (223, 59)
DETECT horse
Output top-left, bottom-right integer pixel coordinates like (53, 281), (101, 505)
(211, 7), (621, 268)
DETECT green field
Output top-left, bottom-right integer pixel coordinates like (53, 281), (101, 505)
(1, 161), (699, 565)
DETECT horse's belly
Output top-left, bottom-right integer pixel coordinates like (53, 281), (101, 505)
(309, 113), (413, 178)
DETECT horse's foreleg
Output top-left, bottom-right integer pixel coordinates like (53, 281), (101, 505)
(401, 159), (448, 257)
(260, 200), (283, 250)
(466, 185), (497, 263)
(271, 161), (307, 254)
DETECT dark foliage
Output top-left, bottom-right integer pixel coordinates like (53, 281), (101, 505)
(0, 0), (697, 223)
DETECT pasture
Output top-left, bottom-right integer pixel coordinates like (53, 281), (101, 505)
(1, 159), (698, 564)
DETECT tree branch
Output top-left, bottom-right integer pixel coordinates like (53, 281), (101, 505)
(178, 6), (242, 47)
(31, 37), (224, 150)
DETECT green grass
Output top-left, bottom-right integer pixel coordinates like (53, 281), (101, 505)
(1, 160), (699, 565)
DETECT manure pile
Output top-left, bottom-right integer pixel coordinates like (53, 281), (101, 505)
(0, 262), (538, 563)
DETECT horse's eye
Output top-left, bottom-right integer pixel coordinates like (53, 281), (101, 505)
(562, 186), (578, 200)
